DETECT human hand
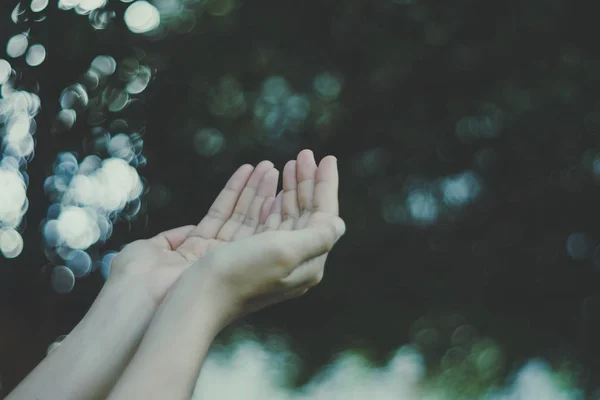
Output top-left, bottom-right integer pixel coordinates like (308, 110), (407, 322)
(100, 151), (342, 400)
(107, 159), (280, 305)
(187, 150), (344, 325)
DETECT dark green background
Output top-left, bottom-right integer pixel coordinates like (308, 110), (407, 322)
(2, 0), (600, 395)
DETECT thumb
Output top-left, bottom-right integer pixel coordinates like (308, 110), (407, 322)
(277, 216), (346, 266)
(210, 217), (345, 272)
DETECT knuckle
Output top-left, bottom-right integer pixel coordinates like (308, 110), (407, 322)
(242, 214), (259, 226)
(267, 235), (295, 266)
(207, 207), (227, 221)
(274, 245), (295, 266)
(282, 214), (297, 225)
(230, 210), (246, 223)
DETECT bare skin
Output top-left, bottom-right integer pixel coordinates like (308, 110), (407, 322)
(7, 149), (342, 400)
(108, 151), (343, 400)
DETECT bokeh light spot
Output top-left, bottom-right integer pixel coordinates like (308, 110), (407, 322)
(126, 65), (152, 94)
(261, 76), (291, 105)
(6, 34), (28, 58)
(566, 232), (592, 260)
(77, 0), (108, 13)
(124, 1), (161, 34)
(54, 109), (77, 132)
(205, 0), (236, 16)
(0, 227), (24, 258)
(65, 249), (93, 277)
(56, 206), (100, 250)
(441, 171), (482, 207)
(194, 128), (225, 157)
(25, 44), (47, 67)
(0, 167), (27, 228)
(407, 190), (439, 224)
(100, 251), (118, 279)
(313, 71), (343, 100)
(50, 265), (76, 293)
(107, 133), (135, 161)
(31, 0), (50, 13)
(60, 84), (89, 110)
(0, 59), (11, 85)
(46, 341), (61, 356)
(58, 0), (81, 10)
(90, 55), (117, 76)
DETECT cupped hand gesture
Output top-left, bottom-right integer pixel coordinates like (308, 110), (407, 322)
(109, 156), (278, 304)
(185, 150), (343, 324)
(109, 149), (341, 308)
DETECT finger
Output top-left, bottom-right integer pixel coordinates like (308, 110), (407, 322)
(150, 225), (196, 250)
(216, 161), (274, 241)
(258, 197), (275, 225)
(296, 149), (318, 212)
(313, 156), (339, 215)
(187, 164), (254, 240)
(232, 168), (279, 240)
(283, 217), (345, 267)
(280, 160), (299, 230)
(271, 190), (283, 214)
(235, 216), (345, 272)
(260, 190), (283, 233)
(256, 187), (279, 232)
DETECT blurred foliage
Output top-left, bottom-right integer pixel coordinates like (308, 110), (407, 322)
(2, 0), (600, 396)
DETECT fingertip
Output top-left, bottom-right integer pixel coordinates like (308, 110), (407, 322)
(284, 159), (296, 170)
(253, 161), (275, 177)
(319, 155), (337, 165)
(282, 160), (297, 189)
(259, 167), (279, 187)
(332, 216), (346, 239)
(257, 160), (274, 169)
(236, 164), (255, 174)
(265, 167), (279, 179)
(257, 168), (279, 198)
(298, 149), (315, 162)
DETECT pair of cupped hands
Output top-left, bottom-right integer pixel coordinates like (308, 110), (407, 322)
(109, 149), (345, 327)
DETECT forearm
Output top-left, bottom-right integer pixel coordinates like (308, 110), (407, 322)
(6, 280), (157, 400)
(107, 267), (224, 400)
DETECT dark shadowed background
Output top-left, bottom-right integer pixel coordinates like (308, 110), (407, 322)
(2, 0), (600, 396)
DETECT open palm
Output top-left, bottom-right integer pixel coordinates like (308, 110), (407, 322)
(109, 149), (339, 305)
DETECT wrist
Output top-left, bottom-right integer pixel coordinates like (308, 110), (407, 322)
(71, 278), (158, 360)
(65, 280), (158, 393)
(106, 266), (180, 310)
(168, 263), (231, 332)
(7, 277), (159, 400)
(107, 266), (224, 400)
(103, 275), (159, 311)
